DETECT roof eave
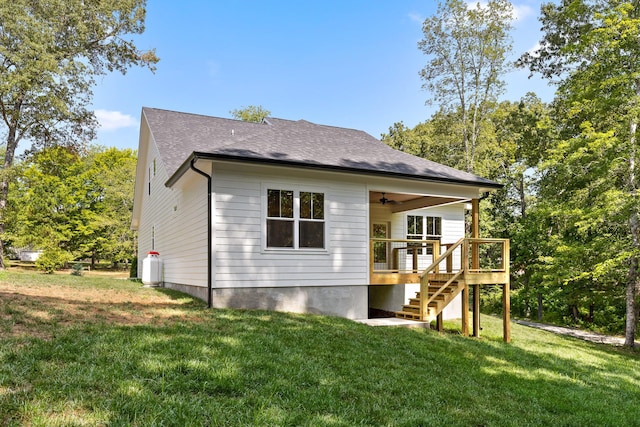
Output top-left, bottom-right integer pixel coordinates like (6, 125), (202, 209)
(164, 152), (503, 191)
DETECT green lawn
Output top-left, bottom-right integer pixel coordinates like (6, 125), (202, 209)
(0, 271), (639, 426)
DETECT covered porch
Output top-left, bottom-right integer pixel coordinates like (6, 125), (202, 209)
(367, 192), (511, 342)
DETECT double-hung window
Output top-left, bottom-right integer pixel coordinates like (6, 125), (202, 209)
(407, 215), (425, 254)
(266, 188), (325, 250)
(406, 215), (441, 254)
(425, 216), (442, 241)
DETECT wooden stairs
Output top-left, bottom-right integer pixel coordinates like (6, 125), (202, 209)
(395, 273), (466, 322)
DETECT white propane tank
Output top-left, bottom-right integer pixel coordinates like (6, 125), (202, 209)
(142, 251), (163, 286)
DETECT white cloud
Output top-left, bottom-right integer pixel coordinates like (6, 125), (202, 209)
(408, 12), (424, 24)
(512, 4), (535, 21)
(526, 41), (542, 57)
(95, 109), (137, 131)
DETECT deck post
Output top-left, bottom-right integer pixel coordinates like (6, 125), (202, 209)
(473, 284), (480, 337)
(436, 313), (444, 332)
(471, 198), (480, 337)
(503, 239), (511, 343)
(461, 284), (469, 336)
(471, 198), (480, 270)
(503, 281), (511, 343)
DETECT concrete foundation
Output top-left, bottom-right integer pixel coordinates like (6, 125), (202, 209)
(162, 282), (368, 320)
(163, 282), (209, 302)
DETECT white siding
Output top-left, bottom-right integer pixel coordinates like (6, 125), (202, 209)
(390, 204), (465, 242)
(137, 133), (208, 287)
(136, 137), (470, 296)
(395, 204), (465, 272)
(212, 163), (369, 288)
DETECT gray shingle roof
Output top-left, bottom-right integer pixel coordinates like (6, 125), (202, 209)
(142, 107), (501, 189)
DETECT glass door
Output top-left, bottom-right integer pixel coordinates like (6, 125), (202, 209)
(372, 222), (389, 271)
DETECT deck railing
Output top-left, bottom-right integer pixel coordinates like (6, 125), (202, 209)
(369, 237), (510, 286)
(369, 239), (442, 285)
(417, 238), (510, 320)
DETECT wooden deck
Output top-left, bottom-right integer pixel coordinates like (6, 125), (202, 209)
(369, 237), (511, 342)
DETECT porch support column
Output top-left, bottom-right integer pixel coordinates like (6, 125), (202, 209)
(461, 284), (469, 336)
(436, 313), (443, 332)
(473, 285), (480, 337)
(503, 239), (511, 343)
(471, 198), (480, 241)
(503, 281), (511, 343)
(471, 198), (480, 337)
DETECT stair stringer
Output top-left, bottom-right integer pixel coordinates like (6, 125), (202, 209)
(394, 273), (467, 322)
(423, 274), (466, 322)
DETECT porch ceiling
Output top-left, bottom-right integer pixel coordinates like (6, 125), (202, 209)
(369, 191), (464, 213)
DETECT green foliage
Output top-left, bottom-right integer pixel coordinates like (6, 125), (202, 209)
(129, 256), (138, 278)
(0, 0), (158, 152)
(35, 247), (73, 274)
(518, 0), (640, 345)
(229, 105), (271, 123)
(418, 0), (513, 172)
(7, 146), (137, 267)
(0, 0), (158, 268)
(71, 263), (84, 276)
(383, 0), (640, 341)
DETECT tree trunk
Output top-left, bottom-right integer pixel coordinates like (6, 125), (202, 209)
(0, 121), (21, 270)
(519, 173), (527, 219)
(570, 304), (579, 323)
(625, 97), (639, 347)
(626, 213), (639, 347)
(537, 292), (543, 321)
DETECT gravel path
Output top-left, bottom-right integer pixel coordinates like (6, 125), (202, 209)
(515, 320), (639, 347)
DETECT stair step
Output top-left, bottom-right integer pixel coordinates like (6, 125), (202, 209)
(395, 311), (422, 320)
(428, 285), (455, 292)
(403, 278), (464, 322)
(407, 299), (441, 307)
(402, 305), (420, 313)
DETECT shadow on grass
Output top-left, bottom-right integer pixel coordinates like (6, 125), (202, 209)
(152, 286), (206, 303)
(1, 305), (639, 426)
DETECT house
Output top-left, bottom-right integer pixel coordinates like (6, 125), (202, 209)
(131, 107), (510, 339)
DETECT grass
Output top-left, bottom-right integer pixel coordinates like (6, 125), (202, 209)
(0, 270), (639, 426)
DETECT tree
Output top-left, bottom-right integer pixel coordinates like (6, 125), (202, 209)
(0, 0), (158, 268)
(518, 0), (640, 346)
(7, 146), (137, 271)
(8, 147), (85, 264)
(230, 105), (271, 123)
(489, 95), (555, 320)
(77, 147), (137, 267)
(418, 0), (513, 173)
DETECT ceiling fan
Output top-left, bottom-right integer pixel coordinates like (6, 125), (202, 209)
(379, 192), (396, 205)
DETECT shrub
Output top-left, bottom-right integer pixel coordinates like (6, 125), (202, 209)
(129, 256), (138, 278)
(35, 248), (74, 274)
(71, 263), (84, 276)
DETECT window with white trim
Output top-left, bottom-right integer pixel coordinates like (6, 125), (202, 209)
(407, 215), (441, 254)
(266, 188), (325, 249)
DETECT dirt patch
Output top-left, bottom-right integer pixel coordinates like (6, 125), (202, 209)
(0, 278), (206, 340)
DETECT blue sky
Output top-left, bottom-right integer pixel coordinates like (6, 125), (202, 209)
(91, 0), (555, 151)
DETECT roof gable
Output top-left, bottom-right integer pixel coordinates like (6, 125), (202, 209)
(141, 107), (501, 189)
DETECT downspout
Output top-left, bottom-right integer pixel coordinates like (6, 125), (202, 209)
(190, 156), (212, 308)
